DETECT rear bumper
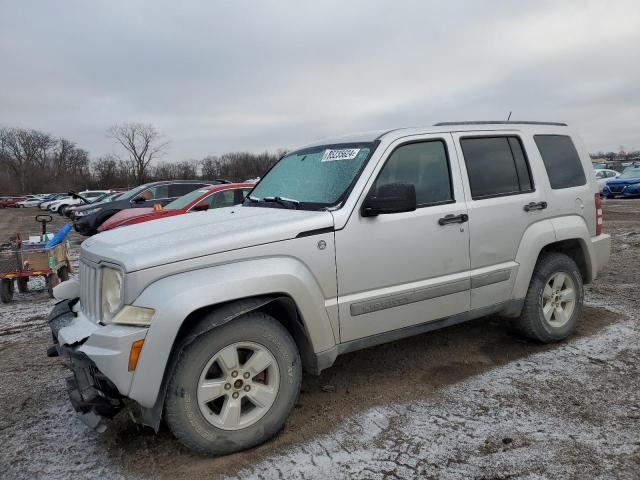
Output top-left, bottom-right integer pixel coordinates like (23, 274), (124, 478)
(590, 234), (611, 279)
(48, 299), (147, 431)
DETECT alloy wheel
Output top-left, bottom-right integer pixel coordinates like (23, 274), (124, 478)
(196, 341), (280, 431)
(542, 272), (576, 328)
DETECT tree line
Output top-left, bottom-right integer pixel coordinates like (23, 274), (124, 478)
(0, 123), (283, 195)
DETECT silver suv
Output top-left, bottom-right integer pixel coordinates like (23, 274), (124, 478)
(48, 121), (611, 455)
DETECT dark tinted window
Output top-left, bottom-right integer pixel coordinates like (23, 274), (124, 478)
(373, 140), (453, 206)
(169, 183), (205, 197)
(460, 136), (534, 199)
(534, 135), (586, 189)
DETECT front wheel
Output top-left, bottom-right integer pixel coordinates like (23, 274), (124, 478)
(164, 312), (301, 456)
(515, 252), (583, 343)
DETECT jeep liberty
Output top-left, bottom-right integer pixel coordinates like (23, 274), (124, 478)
(48, 121), (611, 455)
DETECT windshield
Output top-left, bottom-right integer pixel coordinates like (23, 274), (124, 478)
(620, 168), (640, 179)
(164, 189), (210, 210)
(248, 143), (374, 209)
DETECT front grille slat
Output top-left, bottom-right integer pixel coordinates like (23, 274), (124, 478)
(80, 260), (100, 322)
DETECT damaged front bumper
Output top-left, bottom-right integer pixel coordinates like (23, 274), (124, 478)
(47, 299), (147, 431)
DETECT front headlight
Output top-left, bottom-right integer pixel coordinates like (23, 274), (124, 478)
(112, 305), (155, 326)
(76, 207), (100, 218)
(101, 267), (123, 323)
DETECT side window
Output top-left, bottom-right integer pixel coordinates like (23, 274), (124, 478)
(595, 171), (605, 179)
(169, 183), (203, 197)
(207, 190), (236, 208)
(141, 184), (169, 200)
(460, 136), (534, 199)
(373, 140), (453, 206)
(534, 135), (586, 189)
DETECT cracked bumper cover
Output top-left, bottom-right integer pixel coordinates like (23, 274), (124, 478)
(47, 299), (147, 431)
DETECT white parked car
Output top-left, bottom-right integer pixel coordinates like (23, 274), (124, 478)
(594, 169), (620, 192)
(49, 121), (610, 456)
(39, 194), (67, 210)
(48, 190), (110, 213)
(16, 195), (46, 207)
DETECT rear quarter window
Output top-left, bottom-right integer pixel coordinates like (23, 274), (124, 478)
(534, 135), (586, 189)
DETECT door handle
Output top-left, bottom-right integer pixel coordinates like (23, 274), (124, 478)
(523, 201), (548, 212)
(438, 213), (469, 226)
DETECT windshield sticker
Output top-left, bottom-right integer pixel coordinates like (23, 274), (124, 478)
(321, 148), (361, 162)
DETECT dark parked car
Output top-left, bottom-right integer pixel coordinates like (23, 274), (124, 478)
(73, 180), (228, 236)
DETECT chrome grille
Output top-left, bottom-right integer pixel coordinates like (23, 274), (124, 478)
(608, 186), (624, 193)
(80, 260), (101, 322)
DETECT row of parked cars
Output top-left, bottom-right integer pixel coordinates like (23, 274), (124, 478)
(593, 164), (640, 198)
(2, 181), (256, 236)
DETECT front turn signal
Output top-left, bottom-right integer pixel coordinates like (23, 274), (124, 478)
(128, 339), (145, 371)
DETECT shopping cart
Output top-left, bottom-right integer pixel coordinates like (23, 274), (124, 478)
(0, 218), (72, 303)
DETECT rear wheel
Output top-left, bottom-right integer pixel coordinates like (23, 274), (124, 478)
(58, 265), (69, 282)
(46, 273), (60, 298)
(17, 277), (29, 293)
(1, 279), (14, 303)
(515, 252), (583, 343)
(164, 312), (301, 456)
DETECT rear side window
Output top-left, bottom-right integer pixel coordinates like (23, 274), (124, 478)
(460, 136), (534, 199)
(534, 135), (586, 189)
(373, 140), (453, 206)
(169, 183), (205, 197)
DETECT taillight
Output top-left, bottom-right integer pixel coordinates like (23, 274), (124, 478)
(595, 193), (603, 236)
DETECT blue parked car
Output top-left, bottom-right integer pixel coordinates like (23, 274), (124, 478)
(603, 167), (640, 198)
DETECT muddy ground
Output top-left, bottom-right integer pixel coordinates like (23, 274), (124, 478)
(0, 201), (638, 479)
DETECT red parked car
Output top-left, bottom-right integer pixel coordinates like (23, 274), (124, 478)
(0, 196), (26, 208)
(97, 183), (254, 232)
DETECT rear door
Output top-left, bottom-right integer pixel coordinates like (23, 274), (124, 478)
(452, 132), (549, 309)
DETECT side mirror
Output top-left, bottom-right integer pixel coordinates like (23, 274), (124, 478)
(192, 202), (209, 212)
(361, 183), (416, 217)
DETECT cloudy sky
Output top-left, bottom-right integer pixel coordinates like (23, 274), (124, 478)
(1, 0), (639, 161)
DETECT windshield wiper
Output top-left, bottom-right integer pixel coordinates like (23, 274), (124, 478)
(262, 196), (300, 209)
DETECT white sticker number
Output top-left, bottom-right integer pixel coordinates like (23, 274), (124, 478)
(321, 148), (361, 162)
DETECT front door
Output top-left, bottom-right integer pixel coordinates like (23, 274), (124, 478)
(335, 135), (471, 342)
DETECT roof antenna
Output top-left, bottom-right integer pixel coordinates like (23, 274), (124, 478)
(507, 111), (512, 121)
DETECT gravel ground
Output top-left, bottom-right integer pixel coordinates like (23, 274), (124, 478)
(0, 201), (638, 479)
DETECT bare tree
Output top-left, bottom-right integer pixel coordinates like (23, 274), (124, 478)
(0, 127), (55, 192)
(107, 123), (169, 184)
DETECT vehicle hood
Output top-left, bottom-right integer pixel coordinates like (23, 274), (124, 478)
(99, 207), (157, 230)
(81, 206), (335, 272)
(607, 177), (640, 185)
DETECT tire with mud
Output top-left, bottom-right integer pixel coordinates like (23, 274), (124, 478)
(164, 312), (301, 456)
(1, 279), (14, 303)
(515, 252), (583, 343)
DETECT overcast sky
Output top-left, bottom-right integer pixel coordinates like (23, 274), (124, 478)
(1, 0), (639, 161)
